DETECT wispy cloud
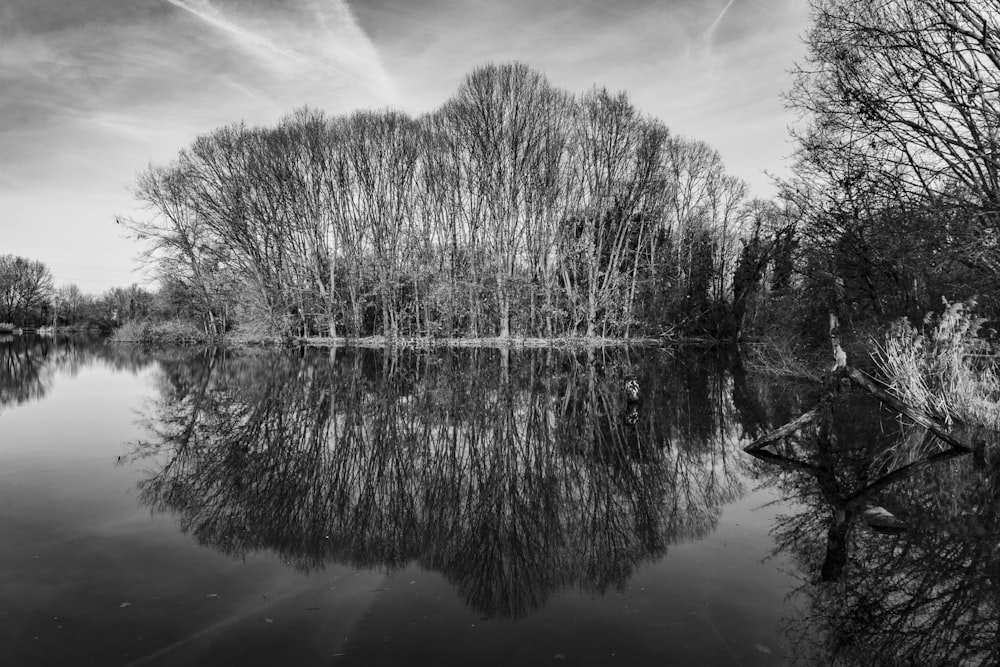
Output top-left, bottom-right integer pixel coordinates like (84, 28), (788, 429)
(705, 0), (737, 47)
(0, 0), (397, 292)
(163, 0), (315, 68)
(0, 0), (397, 188)
(1, 0), (809, 294)
(347, 0), (808, 194)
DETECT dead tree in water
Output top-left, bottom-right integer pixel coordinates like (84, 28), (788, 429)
(744, 313), (981, 581)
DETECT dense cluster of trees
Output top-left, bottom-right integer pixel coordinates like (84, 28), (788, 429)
(0, 252), (158, 331)
(126, 63), (781, 340)
(781, 0), (1000, 336)
(53, 282), (156, 329)
(115, 1), (1000, 345)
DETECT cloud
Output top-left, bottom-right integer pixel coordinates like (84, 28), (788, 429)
(163, 0), (316, 69)
(156, 0), (396, 102)
(705, 0), (737, 47)
(0, 0), (397, 293)
(345, 0), (808, 195)
(0, 0), (810, 293)
(0, 0), (396, 182)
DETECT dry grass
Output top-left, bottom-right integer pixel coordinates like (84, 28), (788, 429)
(872, 299), (1000, 432)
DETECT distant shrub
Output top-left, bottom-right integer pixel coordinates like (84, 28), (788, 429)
(0, 322), (13, 334)
(110, 319), (209, 345)
(60, 320), (113, 334)
(873, 299), (1000, 431)
(221, 320), (286, 346)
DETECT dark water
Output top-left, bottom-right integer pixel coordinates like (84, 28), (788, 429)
(1, 335), (997, 666)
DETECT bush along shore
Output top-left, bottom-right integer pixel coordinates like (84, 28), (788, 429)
(109, 319), (218, 345)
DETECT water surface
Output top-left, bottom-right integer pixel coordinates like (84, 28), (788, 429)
(1, 335), (996, 665)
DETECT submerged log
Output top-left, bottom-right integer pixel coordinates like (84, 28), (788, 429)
(745, 406), (822, 452)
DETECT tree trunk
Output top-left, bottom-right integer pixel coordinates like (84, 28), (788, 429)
(329, 254), (336, 339)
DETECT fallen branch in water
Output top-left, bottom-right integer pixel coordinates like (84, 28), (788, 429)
(845, 367), (971, 453)
(746, 312), (976, 456)
(745, 405), (822, 452)
(744, 365), (974, 455)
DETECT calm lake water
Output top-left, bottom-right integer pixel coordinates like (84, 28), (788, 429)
(1, 334), (997, 666)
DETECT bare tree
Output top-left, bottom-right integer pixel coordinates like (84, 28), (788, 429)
(447, 63), (565, 337)
(124, 164), (229, 334)
(561, 90), (672, 337)
(788, 0), (1000, 311)
(340, 110), (420, 338)
(123, 63), (751, 340)
(0, 255), (54, 326)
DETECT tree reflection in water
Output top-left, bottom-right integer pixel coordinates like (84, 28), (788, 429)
(749, 389), (1000, 666)
(129, 346), (753, 618)
(0, 334), (154, 411)
(0, 334), (56, 409)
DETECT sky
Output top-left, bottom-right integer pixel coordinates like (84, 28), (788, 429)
(0, 0), (810, 295)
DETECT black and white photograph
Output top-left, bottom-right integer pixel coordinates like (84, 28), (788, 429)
(2, 1), (999, 664)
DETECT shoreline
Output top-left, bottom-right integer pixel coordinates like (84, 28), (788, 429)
(297, 335), (720, 349)
(106, 324), (729, 348)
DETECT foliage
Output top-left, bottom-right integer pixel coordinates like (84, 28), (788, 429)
(873, 299), (1000, 431)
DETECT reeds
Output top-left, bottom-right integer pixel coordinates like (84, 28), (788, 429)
(872, 299), (1000, 432)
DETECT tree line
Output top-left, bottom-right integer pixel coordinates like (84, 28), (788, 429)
(124, 0), (1000, 346)
(0, 253), (155, 331)
(125, 63), (785, 341)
